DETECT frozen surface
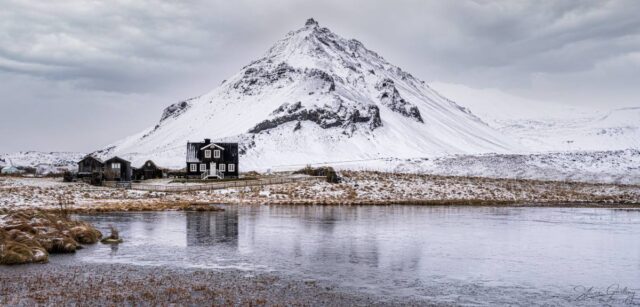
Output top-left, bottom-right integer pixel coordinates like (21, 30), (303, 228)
(66, 206), (640, 306)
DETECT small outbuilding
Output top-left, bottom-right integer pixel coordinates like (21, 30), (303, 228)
(133, 160), (165, 180)
(77, 155), (105, 184)
(78, 155), (104, 175)
(103, 156), (132, 182)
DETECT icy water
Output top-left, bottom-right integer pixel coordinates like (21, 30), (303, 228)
(64, 206), (640, 305)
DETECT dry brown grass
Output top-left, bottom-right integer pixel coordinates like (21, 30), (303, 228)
(45, 201), (226, 213)
(0, 210), (102, 265)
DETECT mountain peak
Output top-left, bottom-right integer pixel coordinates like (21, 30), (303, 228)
(304, 18), (319, 27)
(100, 19), (518, 169)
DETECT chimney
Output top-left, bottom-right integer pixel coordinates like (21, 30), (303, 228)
(204, 138), (211, 144)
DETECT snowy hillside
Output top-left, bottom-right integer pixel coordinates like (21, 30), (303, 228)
(431, 83), (640, 152)
(0, 151), (83, 171)
(392, 149), (640, 185)
(98, 19), (519, 169)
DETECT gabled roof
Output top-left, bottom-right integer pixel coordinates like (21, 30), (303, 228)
(141, 160), (157, 168)
(137, 160), (167, 170)
(200, 143), (225, 150)
(79, 155), (104, 164)
(104, 156), (131, 164)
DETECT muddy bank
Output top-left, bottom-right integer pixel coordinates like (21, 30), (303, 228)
(0, 263), (420, 306)
(0, 211), (102, 265)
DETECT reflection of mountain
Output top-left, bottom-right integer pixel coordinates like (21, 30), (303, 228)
(186, 210), (238, 247)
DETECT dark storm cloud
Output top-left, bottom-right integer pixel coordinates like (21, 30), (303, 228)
(1, 0), (638, 152)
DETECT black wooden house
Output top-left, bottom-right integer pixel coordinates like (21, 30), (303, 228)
(186, 139), (239, 179)
(77, 155), (105, 184)
(104, 156), (132, 181)
(133, 160), (165, 180)
(77, 155), (104, 175)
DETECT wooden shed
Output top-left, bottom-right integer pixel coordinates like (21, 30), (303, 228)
(133, 160), (165, 180)
(103, 156), (132, 182)
(77, 155), (104, 174)
(77, 155), (104, 184)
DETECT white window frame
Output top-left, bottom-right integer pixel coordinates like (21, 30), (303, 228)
(228, 163), (235, 172)
(204, 150), (211, 158)
(200, 163), (206, 172)
(112, 162), (120, 169)
(219, 163), (225, 172)
(214, 150), (221, 159)
(190, 164), (197, 172)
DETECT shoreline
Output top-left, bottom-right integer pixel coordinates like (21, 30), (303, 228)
(2, 172), (639, 213)
(0, 262), (409, 306)
(1, 200), (639, 215)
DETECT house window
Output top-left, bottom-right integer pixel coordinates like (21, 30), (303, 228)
(219, 163), (225, 172)
(214, 150), (220, 158)
(228, 163), (235, 172)
(200, 164), (206, 172)
(112, 163), (120, 169)
(190, 164), (197, 172)
(205, 150), (211, 158)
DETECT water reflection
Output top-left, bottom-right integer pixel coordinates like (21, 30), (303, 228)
(72, 206), (640, 303)
(109, 242), (119, 256)
(186, 210), (238, 247)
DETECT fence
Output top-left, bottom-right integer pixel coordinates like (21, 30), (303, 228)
(128, 176), (324, 192)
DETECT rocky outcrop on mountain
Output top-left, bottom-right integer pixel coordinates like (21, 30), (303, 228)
(160, 99), (194, 122)
(249, 99), (381, 134)
(375, 78), (423, 123)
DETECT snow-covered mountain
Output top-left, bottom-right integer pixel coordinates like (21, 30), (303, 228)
(98, 19), (520, 170)
(432, 83), (640, 152)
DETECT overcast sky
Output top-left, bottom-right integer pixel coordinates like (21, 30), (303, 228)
(1, 0), (638, 153)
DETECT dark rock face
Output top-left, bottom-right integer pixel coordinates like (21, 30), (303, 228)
(249, 100), (381, 134)
(293, 121), (302, 132)
(305, 68), (336, 91)
(375, 78), (424, 123)
(160, 100), (192, 122)
(232, 63), (336, 96)
(271, 101), (303, 115)
(305, 18), (319, 27)
(233, 62), (297, 95)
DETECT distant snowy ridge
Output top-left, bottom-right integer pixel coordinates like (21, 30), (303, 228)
(241, 149), (640, 185)
(98, 18), (519, 169)
(392, 149), (640, 185)
(0, 151), (83, 171)
(431, 83), (640, 152)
